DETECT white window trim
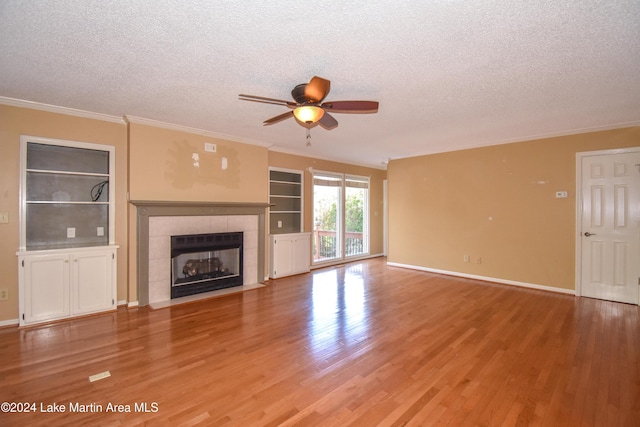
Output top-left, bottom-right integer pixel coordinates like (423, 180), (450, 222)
(312, 170), (370, 266)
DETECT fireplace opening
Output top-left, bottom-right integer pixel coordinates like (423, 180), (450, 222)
(171, 232), (243, 298)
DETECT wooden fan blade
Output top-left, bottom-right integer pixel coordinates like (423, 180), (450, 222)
(321, 100), (379, 113)
(239, 97), (296, 108)
(305, 76), (331, 103)
(318, 112), (338, 130)
(239, 94), (295, 106)
(263, 111), (294, 126)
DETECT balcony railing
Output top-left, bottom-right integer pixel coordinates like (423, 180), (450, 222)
(313, 230), (365, 260)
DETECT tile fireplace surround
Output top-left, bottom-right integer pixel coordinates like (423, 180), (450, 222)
(131, 201), (269, 306)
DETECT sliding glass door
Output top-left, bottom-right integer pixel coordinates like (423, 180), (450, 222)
(345, 176), (368, 257)
(313, 173), (342, 262)
(313, 172), (369, 264)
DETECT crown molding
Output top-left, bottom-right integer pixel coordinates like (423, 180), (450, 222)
(388, 121), (640, 162)
(0, 96), (125, 124)
(268, 145), (387, 170)
(0, 97), (274, 149)
(124, 115), (272, 148)
(0, 96), (382, 168)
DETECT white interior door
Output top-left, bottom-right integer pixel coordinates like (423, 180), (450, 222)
(579, 149), (640, 304)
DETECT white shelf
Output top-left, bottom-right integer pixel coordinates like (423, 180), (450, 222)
(27, 201), (110, 205)
(270, 179), (300, 185)
(27, 169), (109, 177)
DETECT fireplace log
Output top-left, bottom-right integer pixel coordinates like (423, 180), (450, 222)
(183, 257), (223, 277)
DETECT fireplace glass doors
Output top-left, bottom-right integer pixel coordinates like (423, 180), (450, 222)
(170, 232), (243, 298)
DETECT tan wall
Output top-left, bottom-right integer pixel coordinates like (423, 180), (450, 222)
(4, 102), (634, 320)
(388, 127), (640, 290)
(0, 105), (128, 322)
(268, 151), (387, 256)
(128, 123), (268, 202)
(126, 123), (270, 303)
(0, 105), (383, 321)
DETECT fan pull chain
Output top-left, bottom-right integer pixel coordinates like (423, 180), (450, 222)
(306, 128), (311, 147)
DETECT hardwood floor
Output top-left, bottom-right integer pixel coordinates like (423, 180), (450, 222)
(1, 257), (639, 426)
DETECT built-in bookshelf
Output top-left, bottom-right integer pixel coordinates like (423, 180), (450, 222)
(21, 138), (114, 249)
(269, 168), (302, 234)
(17, 135), (118, 326)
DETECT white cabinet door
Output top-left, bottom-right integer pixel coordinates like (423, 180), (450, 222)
(72, 250), (115, 315)
(271, 236), (294, 278)
(19, 247), (118, 326)
(22, 254), (70, 324)
(270, 233), (310, 278)
(292, 234), (311, 274)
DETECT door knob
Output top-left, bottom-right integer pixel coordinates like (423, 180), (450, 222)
(584, 232), (596, 237)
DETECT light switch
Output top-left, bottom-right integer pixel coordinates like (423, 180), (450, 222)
(0, 212), (8, 224)
(277, 220), (283, 228)
(555, 191), (568, 199)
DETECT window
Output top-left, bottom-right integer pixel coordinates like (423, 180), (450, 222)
(312, 172), (369, 264)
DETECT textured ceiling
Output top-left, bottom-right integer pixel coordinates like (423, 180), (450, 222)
(1, 1), (639, 168)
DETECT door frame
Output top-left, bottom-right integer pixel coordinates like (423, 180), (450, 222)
(383, 179), (388, 257)
(311, 170), (371, 266)
(575, 146), (640, 303)
(311, 170), (344, 266)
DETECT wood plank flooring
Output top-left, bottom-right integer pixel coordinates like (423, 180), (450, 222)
(1, 258), (639, 426)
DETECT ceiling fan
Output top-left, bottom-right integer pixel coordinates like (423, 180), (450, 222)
(238, 76), (379, 131)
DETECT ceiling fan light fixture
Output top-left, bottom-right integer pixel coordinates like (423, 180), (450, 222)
(240, 76), (378, 134)
(293, 106), (324, 124)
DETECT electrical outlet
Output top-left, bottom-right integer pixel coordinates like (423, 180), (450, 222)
(204, 142), (216, 152)
(0, 289), (8, 300)
(463, 255), (470, 263)
(97, 226), (104, 236)
(277, 220), (283, 228)
(67, 227), (76, 238)
(476, 257), (482, 264)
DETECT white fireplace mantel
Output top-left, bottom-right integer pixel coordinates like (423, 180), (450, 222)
(131, 201), (269, 306)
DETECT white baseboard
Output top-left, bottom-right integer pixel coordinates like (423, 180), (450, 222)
(127, 301), (139, 308)
(386, 262), (576, 296)
(0, 318), (19, 328)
